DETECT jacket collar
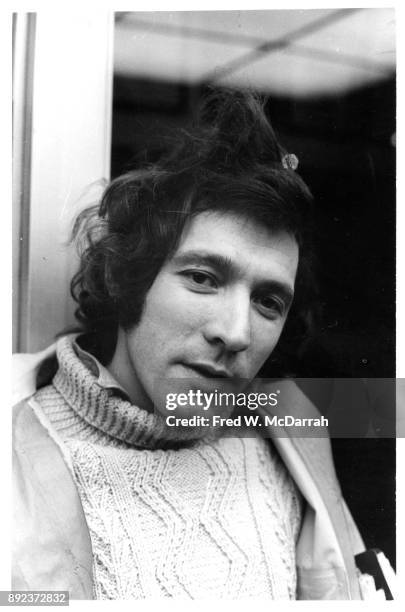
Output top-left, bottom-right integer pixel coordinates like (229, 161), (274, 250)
(257, 379), (362, 599)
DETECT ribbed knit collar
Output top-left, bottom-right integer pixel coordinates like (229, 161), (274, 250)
(52, 335), (205, 449)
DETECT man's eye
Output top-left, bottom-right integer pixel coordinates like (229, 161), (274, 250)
(254, 295), (285, 318)
(183, 270), (217, 289)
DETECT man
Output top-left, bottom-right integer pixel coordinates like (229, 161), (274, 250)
(12, 90), (387, 599)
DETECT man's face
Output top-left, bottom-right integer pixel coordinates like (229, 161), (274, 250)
(111, 211), (299, 411)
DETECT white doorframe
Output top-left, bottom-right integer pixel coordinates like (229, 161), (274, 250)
(12, 13), (36, 353)
(13, 12), (114, 352)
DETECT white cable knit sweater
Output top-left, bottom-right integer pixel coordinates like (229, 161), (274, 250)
(34, 336), (303, 600)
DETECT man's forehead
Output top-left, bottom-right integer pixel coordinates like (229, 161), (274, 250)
(178, 210), (296, 248)
(172, 211), (299, 285)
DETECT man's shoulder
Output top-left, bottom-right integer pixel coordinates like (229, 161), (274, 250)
(12, 343), (57, 406)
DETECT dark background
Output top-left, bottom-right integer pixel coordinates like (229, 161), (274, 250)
(111, 75), (396, 567)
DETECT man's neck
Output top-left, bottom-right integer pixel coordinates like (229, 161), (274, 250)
(107, 327), (154, 413)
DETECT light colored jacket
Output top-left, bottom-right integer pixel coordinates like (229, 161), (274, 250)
(12, 346), (377, 600)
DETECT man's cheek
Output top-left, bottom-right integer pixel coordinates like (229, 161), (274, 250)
(256, 335), (280, 367)
(159, 294), (206, 330)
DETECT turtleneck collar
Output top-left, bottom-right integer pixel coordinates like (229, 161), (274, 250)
(52, 335), (210, 450)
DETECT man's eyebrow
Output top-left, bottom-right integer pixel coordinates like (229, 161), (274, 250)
(171, 251), (234, 274)
(172, 250), (295, 303)
(257, 280), (295, 307)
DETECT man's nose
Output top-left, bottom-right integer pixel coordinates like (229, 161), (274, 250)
(203, 291), (251, 353)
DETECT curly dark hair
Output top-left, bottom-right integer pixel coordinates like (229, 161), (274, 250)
(71, 89), (317, 369)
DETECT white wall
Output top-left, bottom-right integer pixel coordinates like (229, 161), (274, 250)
(13, 12), (114, 352)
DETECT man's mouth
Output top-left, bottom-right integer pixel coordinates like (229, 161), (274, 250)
(181, 363), (233, 379)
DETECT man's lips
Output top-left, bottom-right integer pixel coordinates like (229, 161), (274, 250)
(180, 362), (233, 379)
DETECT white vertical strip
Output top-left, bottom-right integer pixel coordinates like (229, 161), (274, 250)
(23, 12), (114, 352)
(12, 13), (36, 353)
(396, 5), (403, 601)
